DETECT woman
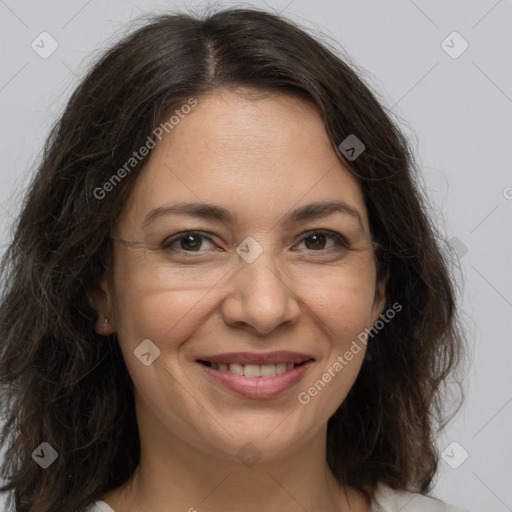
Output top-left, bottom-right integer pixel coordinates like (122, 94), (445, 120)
(0, 7), (467, 512)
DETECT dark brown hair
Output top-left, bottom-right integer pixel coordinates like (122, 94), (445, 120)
(0, 7), (464, 511)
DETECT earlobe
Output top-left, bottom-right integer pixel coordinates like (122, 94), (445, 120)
(371, 280), (387, 325)
(93, 314), (115, 336)
(98, 315), (113, 335)
(87, 278), (115, 335)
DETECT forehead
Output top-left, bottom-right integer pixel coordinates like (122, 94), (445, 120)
(119, 89), (369, 231)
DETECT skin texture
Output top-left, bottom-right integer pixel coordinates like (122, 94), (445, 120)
(91, 89), (386, 512)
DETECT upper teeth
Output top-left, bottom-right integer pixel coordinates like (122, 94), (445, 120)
(210, 362), (295, 377)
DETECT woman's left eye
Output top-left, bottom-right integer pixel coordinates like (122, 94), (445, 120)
(294, 231), (350, 252)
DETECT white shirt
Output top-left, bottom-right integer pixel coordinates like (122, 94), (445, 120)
(369, 483), (468, 511)
(84, 483), (469, 511)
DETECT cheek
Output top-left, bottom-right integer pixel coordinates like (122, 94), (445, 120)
(111, 279), (210, 422)
(295, 276), (374, 425)
(111, 258), (211, 361)
(303, 266), (379, 341)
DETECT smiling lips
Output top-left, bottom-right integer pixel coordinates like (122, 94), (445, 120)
(197, 350), (313, 376)
(196, 351), (314, 398)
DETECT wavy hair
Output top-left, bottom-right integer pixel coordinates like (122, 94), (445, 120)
(0, 7), (464, 511)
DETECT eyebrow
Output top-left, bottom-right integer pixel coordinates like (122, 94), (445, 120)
(143, 200), (364, 230)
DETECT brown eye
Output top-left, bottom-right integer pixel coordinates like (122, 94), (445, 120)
(295, 230), (350, 252)
(162, 232), (215, 252)
(304, 233), (327, 250)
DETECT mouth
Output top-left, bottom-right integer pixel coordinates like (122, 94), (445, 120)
(195, 351), (315, 399)
(197, 359), (313, 377)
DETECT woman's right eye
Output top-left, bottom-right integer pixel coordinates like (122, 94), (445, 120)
(161, 232), (217, 253)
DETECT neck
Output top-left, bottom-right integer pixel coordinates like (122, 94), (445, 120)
(102, 401), (369, 512)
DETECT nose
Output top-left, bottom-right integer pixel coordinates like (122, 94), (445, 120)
(219, 246), (302, 336)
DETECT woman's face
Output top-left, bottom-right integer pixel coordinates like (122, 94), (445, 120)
(96, 89), (385, 462)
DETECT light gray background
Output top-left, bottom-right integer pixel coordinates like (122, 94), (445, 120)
(1, 1), (511, 511)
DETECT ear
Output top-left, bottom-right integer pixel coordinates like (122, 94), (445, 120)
(87, 277), (115, 336)
(370, 279), (387, 325)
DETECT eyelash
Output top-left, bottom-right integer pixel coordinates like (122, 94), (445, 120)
(161, 230), (350, 255)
